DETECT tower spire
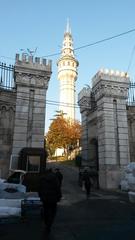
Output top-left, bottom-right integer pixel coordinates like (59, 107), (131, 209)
(66, 18), (71, 33)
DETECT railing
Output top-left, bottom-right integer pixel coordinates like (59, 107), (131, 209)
(0, 62), (15, 90)
(128, 81), (135, 106)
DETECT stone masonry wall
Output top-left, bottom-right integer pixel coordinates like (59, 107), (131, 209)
(78, 87), (91, 163)
(127, 106), (135, 162)
(78, 69), (131, 189)
(11, 54), (52, 169)
(0, 90), (16, 177)
(92, 69), (130, 189)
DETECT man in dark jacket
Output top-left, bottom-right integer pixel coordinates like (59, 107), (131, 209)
(82, 169), (91, 199)
(38, 168), (62, 233)
(55, 168), (63, 187)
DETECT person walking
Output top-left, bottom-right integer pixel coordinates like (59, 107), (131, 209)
(82, 169), (91, 199)
(55, 168), (63, 187)
(38, 168), (62, 234)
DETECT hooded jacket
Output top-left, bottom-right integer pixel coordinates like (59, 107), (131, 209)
(38, 170), (62, 203)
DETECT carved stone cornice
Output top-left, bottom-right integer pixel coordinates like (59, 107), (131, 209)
(0, 104), (15, 112)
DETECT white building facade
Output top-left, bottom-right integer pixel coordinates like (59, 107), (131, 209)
(57, 22), (79, 120)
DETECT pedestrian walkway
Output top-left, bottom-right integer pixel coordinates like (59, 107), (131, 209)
(0, 189), (135, 240)
(0, 162), (135, 240)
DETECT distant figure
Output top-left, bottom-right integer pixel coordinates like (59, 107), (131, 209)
(38, 168), (62, 234)
(55, 168), (63, 187)
(82, 169), (91, 198)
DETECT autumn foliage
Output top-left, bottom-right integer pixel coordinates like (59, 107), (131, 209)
(46, 116), (81, 156)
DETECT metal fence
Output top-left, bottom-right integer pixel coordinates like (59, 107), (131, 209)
(0, 62), (15, 89)
(128, 81), (135, 106)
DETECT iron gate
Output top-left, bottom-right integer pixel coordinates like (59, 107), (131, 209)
(0, 62), (15, 89)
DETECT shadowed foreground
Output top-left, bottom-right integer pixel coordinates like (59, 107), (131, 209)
(0, 163), (135, 240)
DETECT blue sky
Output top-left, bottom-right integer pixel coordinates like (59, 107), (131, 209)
(1, 0), (135, 132)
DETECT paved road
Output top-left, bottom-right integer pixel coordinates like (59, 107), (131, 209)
(0, 162), (135, 240)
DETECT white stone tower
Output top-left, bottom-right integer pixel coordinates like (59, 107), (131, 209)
(57, 21), (79, 120)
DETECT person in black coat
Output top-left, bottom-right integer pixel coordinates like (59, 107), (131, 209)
(38, 168), (62, 233)
(82, 169), (91, 199)
(55, 168), (63, 187)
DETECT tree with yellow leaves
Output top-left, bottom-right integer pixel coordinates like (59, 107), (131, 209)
(46, 115), (81, 158)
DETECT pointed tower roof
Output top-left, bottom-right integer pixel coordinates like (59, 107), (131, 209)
(57, 20), (79, 67)
(65, 18), (71, 34)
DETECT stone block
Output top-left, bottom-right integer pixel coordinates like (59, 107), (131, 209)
(34, 91), (45, 102)
(105, 157), (116, 164)
(119, 145), (129, 152)
(118, 121), (128, 128)
(104, 138), (115, 145)
(119, 139), (129, 146)
(118, 127), (128, 134)
(34, 102), (45, 108)
(116, 104), (126, 110)
(98, 145), (105, 152)
(12, 140), (27, 148)
(15, 112), (29, 120)
(105, 145), (116, 152)
(104, 126), (115, 133)
(119, 133), (128, 140)
(103, 102), (113, 109)
(32, 128), (44, 135)
(33, 113), (45, 121)
(13, 126), (27, 133)
(31, 142), (44, 148)
(16, 106), (29, 113)
(103, 119), (115, 127)
(17, 86), (29, 94)
(98, 151), (105, 159)
(13, 133), (27, 141)
(35, 90), (46, 97)
(33, 107), (45, 114)
(32, 134), (44, 142)
(104, 132), (115, 139)
(15, 119), (28, 127)
(32, 121), (44, 128)
(120, 156), (130, 165)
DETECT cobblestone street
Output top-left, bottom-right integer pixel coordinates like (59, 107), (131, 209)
(0, 162), (135, 240)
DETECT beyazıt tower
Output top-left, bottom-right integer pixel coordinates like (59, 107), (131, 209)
(57, 21), (79, 120)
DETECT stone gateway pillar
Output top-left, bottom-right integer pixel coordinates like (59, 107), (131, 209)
(78, 69), (130, 189)
(11, 54), (52, 169)
(93, 69), (130, 189)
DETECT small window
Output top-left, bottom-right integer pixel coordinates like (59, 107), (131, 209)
(26, 156), (40, 172)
